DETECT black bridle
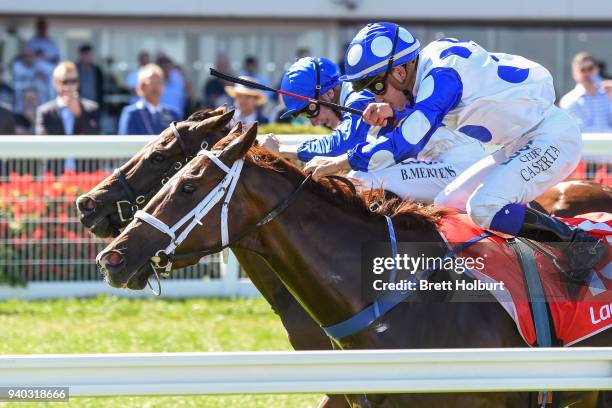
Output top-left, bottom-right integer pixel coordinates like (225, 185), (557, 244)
(114, 121), (197, 223)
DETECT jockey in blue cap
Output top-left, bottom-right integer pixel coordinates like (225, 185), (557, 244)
(303, 22), (605, 279)
(267, 56), (486, 203)
(263, 57), (375, 161)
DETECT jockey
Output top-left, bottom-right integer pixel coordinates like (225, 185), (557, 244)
(304, 22), (606, 279)
(270, 57), (485, 203)
(271, 57), (375, 161)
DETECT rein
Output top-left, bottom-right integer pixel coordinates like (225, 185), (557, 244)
(134, 149), (312, 288)
(114, 122), (194, 223)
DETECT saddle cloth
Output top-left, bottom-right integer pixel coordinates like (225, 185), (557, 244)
(437, 212), (612, 346)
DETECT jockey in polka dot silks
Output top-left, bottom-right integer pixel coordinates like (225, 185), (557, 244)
(272, 57), (485, 203)
(303, 22), (606, 280)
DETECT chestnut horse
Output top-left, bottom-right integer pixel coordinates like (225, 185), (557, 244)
(97, 124), (610, 408)
(79, 114), (611, 408)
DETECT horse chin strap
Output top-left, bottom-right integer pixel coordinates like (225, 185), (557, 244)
(134, 149), (244, 276)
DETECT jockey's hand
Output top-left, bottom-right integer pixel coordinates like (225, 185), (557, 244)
(303, 155), (350, 181)
(363, 103), (393, 127)
(259, 133), (280, 152)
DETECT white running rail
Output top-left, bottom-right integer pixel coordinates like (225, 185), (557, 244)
(1, 348), (611, 396)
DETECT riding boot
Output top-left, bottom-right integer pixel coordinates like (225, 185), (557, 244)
(517, 207), (607, 283)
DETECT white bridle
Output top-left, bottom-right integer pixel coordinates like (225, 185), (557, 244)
(134, 149), (244, 272)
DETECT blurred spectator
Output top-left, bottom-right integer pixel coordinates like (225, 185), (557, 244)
(125, 51), (151, 97)
(157, 55), (186, 118)
(14, 88), (39, 134)
(225, 78), (269, 126)
(76, 44), (104, 106)
(36, 61), (99, 172)
(36, 61), (99, 135)
(242, 56), (269, 87)
(27, 18), (60, 64)
(202, 53), (232, 108)
(118, 64), (179, 135)
(0, 105), (16, 135)
(12, 47), (54, 112)
(295, 47), (312, 59)
(0, 63), (15, 109)
(560, 52), (612, 132)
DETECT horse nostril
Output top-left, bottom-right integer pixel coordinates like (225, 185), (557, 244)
(102, 251), (125, 267)
(77, 196), (96, 214)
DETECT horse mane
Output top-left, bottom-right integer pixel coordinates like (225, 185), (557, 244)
(214, 134), (451, 228)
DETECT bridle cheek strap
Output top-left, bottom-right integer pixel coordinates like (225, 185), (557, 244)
(134, 150), (244, 272)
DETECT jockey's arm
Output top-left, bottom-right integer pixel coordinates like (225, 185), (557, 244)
(296, 99), (371, 162)
(347, 68), (463, 172)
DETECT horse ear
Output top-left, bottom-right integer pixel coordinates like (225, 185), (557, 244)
(186, 105), (227, 121)
(191, 109), (235, 132)
(228, 121), (243, 136)
(209, 109), (234, 129)
(220, 122), (259, 162)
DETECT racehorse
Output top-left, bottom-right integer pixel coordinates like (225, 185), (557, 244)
(536, 180), (612, 217)
(79, 114), (612, 408)
(77, 106), (234, 238)
(96, 124), (610, 408)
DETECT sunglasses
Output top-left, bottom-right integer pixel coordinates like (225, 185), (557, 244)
(60, 78), (79, 85)
(580, 65), (595, 73)
(351, 24), (400, 96)
(293, 58), (322, 119)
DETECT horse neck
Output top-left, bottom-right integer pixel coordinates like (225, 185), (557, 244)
(236, 166), (440, 328)
(231, 248), (289, 308)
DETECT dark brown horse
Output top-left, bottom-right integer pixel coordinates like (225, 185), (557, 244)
(76, 106), (234, 238)
(97, 124), (610, 408)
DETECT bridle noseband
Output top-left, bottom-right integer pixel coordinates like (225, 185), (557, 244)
(133, 149), (312, 292)
(114, 121), (195, 223)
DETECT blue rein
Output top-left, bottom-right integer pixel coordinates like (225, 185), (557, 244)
(322, 216), (492, 340)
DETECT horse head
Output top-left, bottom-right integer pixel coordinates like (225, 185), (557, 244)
(96, 121), (260, 290)
(76, 106), (235, 238)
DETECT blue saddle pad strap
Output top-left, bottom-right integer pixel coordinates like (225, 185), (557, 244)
(322, 229), (493, 340)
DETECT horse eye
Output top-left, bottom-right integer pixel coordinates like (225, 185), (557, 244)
(182, 183), (196, 194)
(151, 153), (165, 164)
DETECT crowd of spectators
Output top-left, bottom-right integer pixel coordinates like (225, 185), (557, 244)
(0, 18), (299, 137)
(0, 18), (610, 137)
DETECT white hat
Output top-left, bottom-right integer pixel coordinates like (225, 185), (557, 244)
(224, 76), (268, 106)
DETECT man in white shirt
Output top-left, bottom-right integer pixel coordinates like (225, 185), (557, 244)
(560, 52), (612, 132)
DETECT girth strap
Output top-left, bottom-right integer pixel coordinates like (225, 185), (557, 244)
(509, 239), (553, 347)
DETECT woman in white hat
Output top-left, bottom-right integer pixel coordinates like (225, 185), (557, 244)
(225, 76), (269, 126)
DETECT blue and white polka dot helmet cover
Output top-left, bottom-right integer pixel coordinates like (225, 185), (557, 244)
(280, 57), (341, 119)
(340, 22), (421, 83)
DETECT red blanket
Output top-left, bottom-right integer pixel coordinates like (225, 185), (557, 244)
(437, 212), (612, 346)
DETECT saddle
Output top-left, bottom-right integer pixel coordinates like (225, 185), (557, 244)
(438, 212), (612, 346)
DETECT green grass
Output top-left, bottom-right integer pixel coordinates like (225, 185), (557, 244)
(0, 296), (322, 407)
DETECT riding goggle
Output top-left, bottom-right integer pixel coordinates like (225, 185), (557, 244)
(292, 58), (322, 119)
(351, 24), (400, 96)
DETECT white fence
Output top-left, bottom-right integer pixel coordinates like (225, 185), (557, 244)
(1, 348), (611, 396)
(0, 134), (316, 300)
(0, 134), (610, 300)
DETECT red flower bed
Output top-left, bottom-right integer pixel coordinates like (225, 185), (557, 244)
(0, 170), (111, 285)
